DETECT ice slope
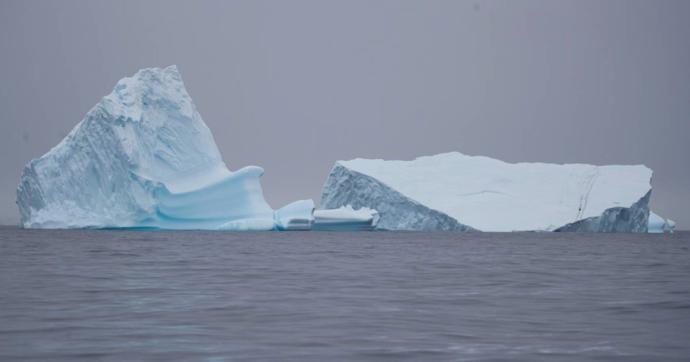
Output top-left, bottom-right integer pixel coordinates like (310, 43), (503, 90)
(320, 152), (653, 232)
(16, 66), (275, 230)
(313, 206), (379, 231)
(648, 212), (676, 233)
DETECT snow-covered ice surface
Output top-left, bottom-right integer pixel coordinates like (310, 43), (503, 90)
(320, 152), (653, 232)
(16, 66), (277, 230)
(274, 200), (315, 231)
(313, 205), (379, 231)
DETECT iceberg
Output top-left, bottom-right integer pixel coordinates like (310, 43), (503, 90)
(320, 152), (654, 232)
(313, 205), (379, 231)
(16, 66), (279, 230)
(15, 67), (673, 233)
(274, 201), (380, 231)
(648, 212), (675, 234)
(274, 200), (315, 231)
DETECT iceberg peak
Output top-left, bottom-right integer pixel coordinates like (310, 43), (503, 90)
(17, 66), (276, 229)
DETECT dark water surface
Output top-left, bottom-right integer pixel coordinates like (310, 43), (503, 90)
(1, 228), (689, 361)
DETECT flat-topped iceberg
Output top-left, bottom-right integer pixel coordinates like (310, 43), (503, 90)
(320, 152), (655, 232)
(17, 66), (281, 230)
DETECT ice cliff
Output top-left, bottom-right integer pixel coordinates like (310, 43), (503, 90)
(16, 66), (285, 230)
(320, 152), (654, 232)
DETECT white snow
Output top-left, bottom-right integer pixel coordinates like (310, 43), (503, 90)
(321, 152), (653, 232)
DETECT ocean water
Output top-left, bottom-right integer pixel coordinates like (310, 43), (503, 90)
(0, 228), (688, 361)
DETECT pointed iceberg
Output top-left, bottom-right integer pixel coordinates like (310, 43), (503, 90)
(17, 66), (276, 230)
(320, 152), (654, 232)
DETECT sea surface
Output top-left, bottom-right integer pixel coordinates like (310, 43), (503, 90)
(0, 227), (688, 361)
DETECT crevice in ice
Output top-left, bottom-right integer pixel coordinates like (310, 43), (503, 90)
(575, 168), (599, 221)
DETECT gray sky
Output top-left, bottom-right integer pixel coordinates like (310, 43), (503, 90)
(1, 0), (688, 228)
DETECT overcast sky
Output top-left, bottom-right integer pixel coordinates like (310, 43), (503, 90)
(1, 0), (688, 228)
